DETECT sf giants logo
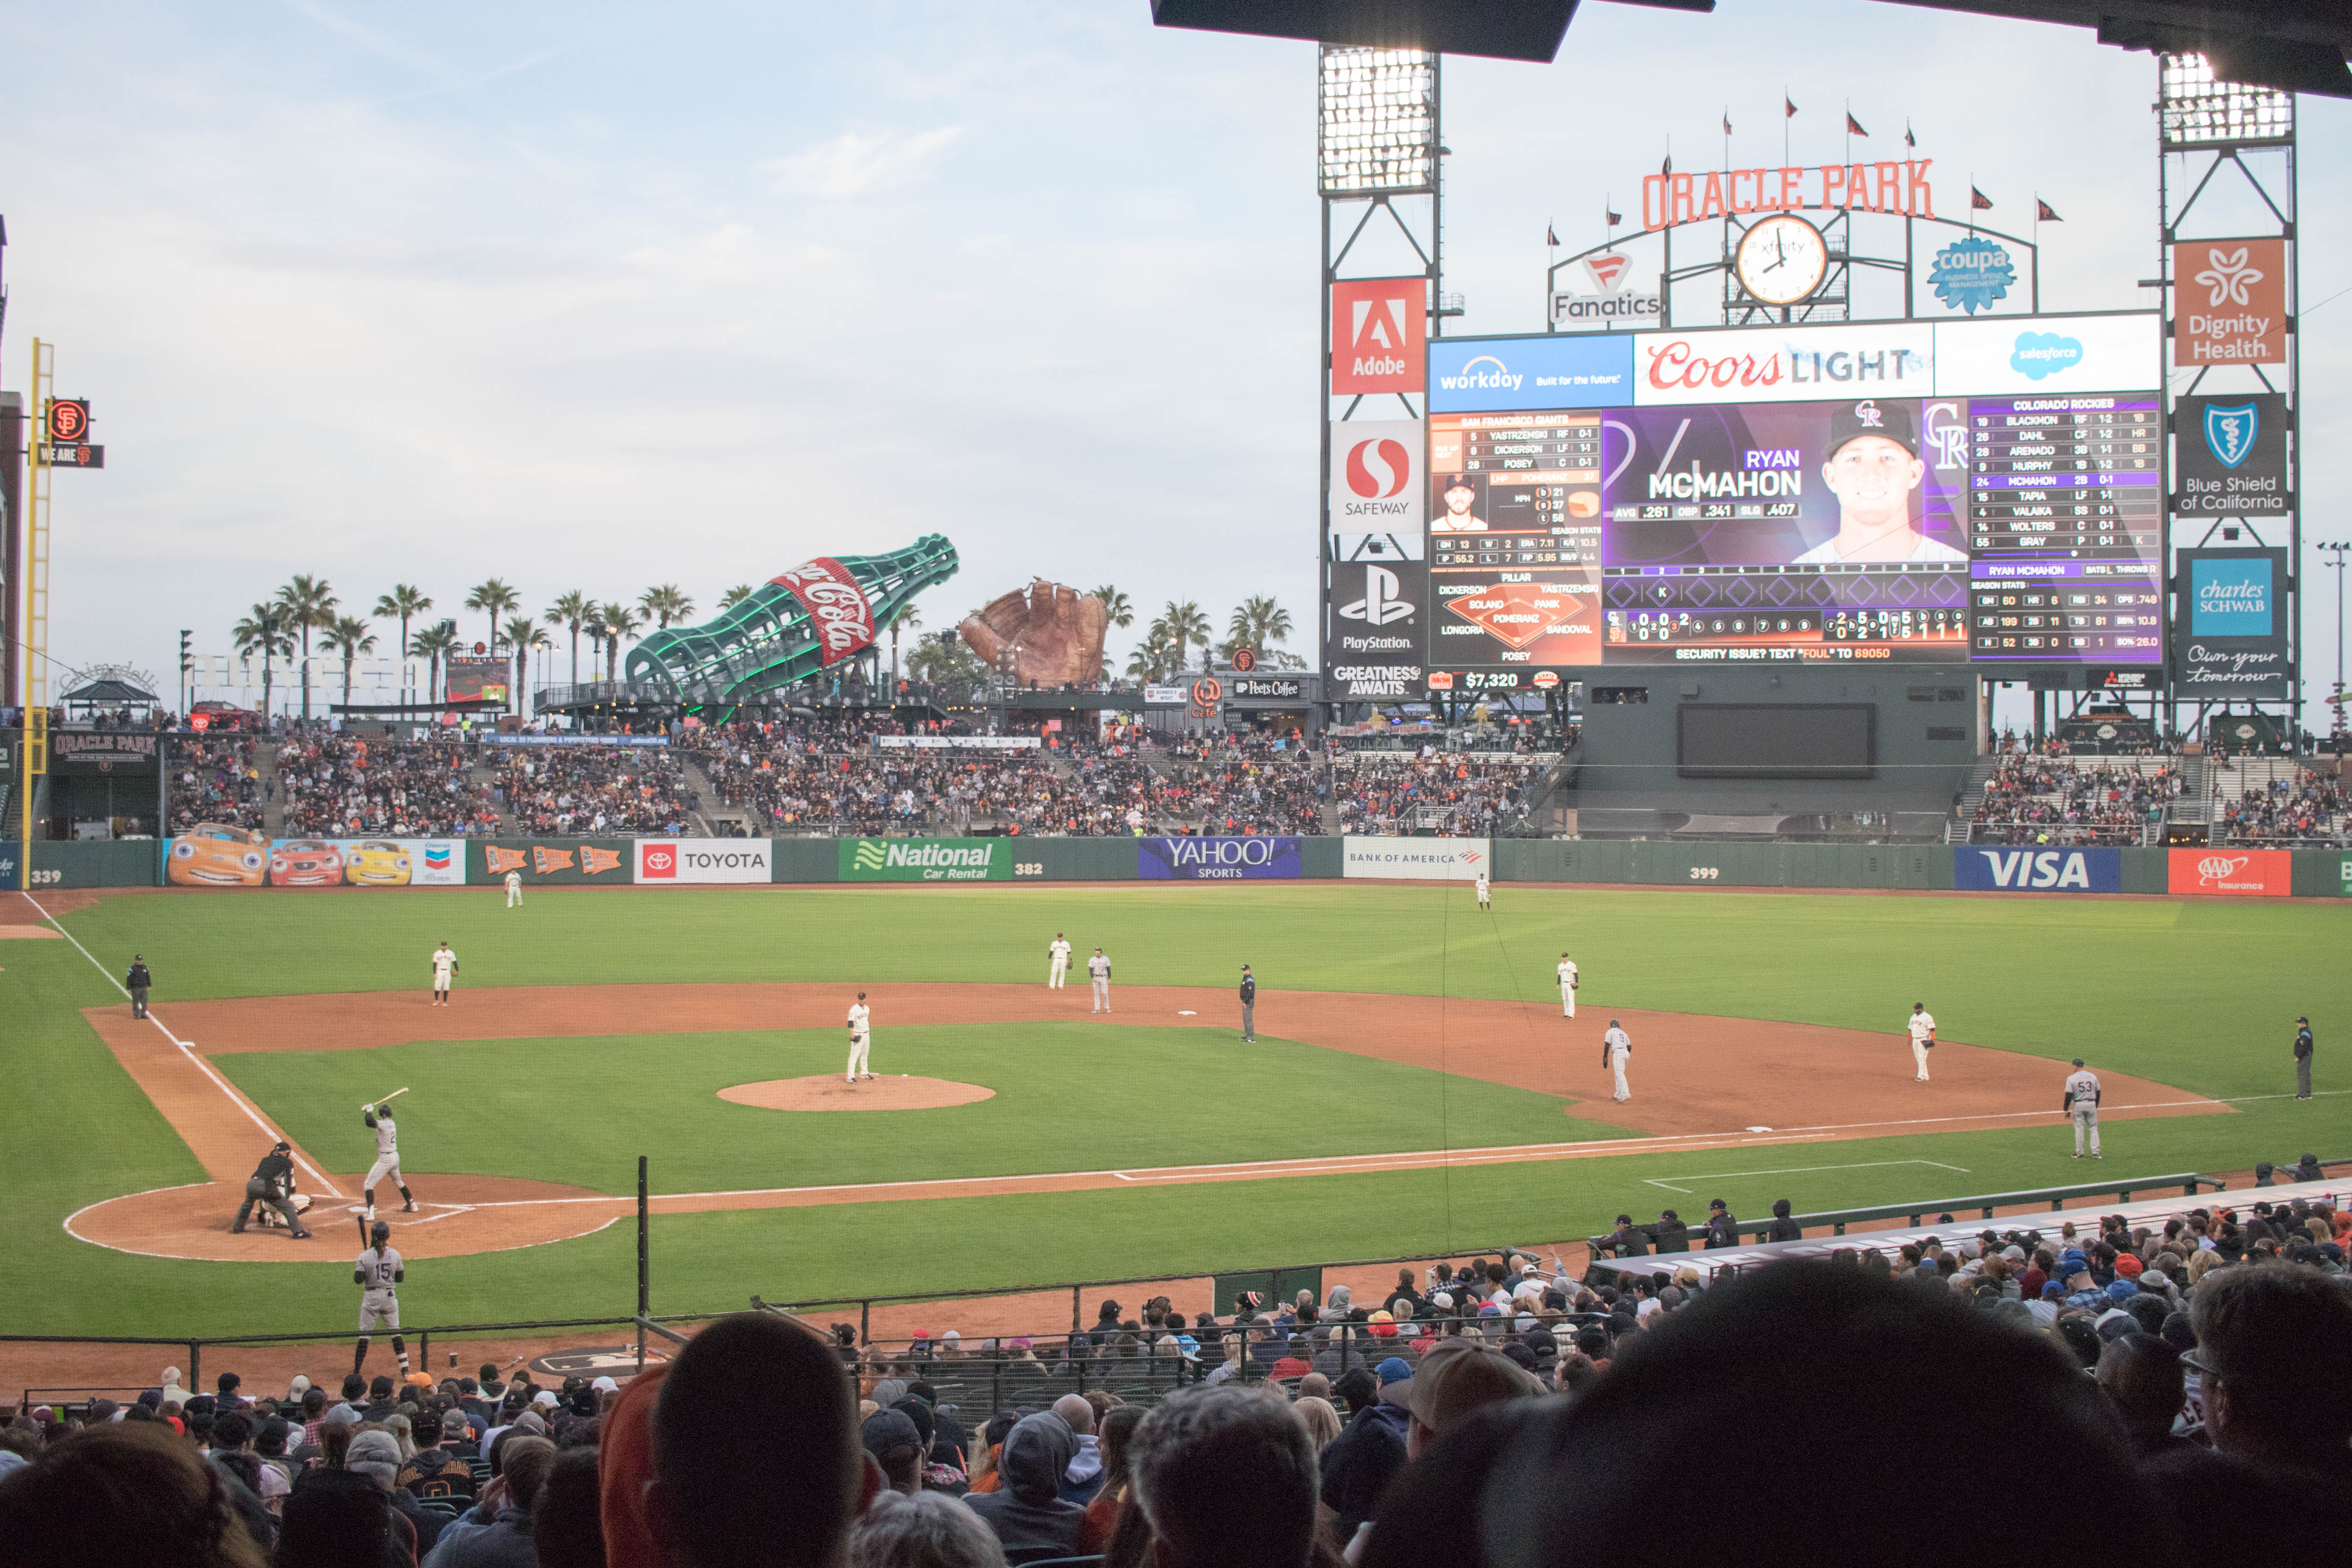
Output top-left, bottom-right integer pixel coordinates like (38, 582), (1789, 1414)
(1331, 278), (1425, 394)
(773, 558), (876, 665)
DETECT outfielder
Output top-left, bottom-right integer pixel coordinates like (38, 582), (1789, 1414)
(363, 1102), (417, 1218)
(2063, 1057), (2102, 1159)
(1475, 872), (1490, 910)
(1048, 932), (1072, 990)
(430, 941), (458, 1007)
(353, 1219), (407, 1379)
(230, 1140), (314, 1238)
(845, 992), (873, 1084)
(1907, 1003), (1936, 1082)
(1557, 953), (1578, 1019)
(1088, 947), (1111, 1013)
(1602, 1020), (1632, 1102)
(505, 868), (523, 909)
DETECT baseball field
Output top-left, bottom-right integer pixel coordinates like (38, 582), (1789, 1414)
(4, 879), (2346, 1364)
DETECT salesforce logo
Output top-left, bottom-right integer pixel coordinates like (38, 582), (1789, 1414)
(2010, 331), (2084, 382)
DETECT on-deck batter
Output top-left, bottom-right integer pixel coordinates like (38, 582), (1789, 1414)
(353, 1219), (407, 1379)
(1907, 1003), (1936, 1082)
(1048, 933), (1072, 990)
(1603, 1020), (1632, 1102)
(2063, 1057), (2102, 1159)
(363, 1104), (416, 1219)
(430, 941), (458, 1007)
(1089, 948), (1111, 1013)
(1557, 953), (1578, 1019)
(845, 992), (874, 1085)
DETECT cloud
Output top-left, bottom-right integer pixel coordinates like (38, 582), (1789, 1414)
(766, 126), (962, 199)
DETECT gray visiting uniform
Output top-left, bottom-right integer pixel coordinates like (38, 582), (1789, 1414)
(2063, 1068), (2101, 1157)
(356, 1245), (403, 1330)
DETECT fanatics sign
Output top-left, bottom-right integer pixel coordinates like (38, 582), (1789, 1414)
(1331, 278), (1426, 394)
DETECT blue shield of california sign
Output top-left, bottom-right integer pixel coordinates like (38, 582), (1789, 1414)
(2203, 402), (2258, 469)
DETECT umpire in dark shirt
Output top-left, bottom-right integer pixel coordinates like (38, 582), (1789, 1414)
(1239, 964), (1257, 1043)
(231, 1142), (313, 1237)
(126, 954), (152, 1019)
(2295, 1016), (2314, 1100)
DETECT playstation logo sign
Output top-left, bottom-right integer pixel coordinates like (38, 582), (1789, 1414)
(1328, 558), (1424, 667)
(1341, 566), (1414, 627)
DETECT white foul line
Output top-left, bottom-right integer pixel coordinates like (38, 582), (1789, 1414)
(22, 891), (345, 1198)
(1644, 1158), (1970, 1194)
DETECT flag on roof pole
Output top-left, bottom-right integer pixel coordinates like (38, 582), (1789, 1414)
(1785, 93), (1797, 118)
(1547, 223), (1560, 247)
(1847, 111), (1868, 137)
(1605, 201), (1622, 228)
(1971, 186), (1993, 210)
(2036, 198), (2063, 222)
(1722, 110), (1732, 135)
(1904, 120), (1916, 148)
(1662, 151), (1672, 176)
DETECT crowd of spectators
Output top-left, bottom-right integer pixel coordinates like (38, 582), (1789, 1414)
(12, 1194), (2348, 1568)
(166, 737), (267, 833)
(1970, 752), (2182, 845)
(494, 748), (697, 837)
(1332, 755), (1549, 836)
(278, 736), (500, 838)
(1146, 753), (1327, 836)
(2215, 765), (2350, 844)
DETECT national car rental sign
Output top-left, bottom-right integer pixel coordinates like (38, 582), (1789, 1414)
(1331, 278), (1426, 395)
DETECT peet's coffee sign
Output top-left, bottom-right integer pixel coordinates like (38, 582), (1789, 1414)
(1228, 677), (1306, 701)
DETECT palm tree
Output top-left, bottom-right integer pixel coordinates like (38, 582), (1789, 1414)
(371, 586), (432, 706)
(638, 584), (694, 629)
(1159, 600), (1210, 671)
(887, 604), (923, 687)
(409, 623), (459, 706)
(718, 583), (756, 612)
(502, 617), (545, 717)
(546, 590), (595, 687)
(465, 579), (520, 657)
(320, 615), (378, 711)
(1091, 586), (1134, 630)
(1226, 596), (1294, 660)
(232, 604), (293, 721)
(600, 603), (645, 683)
(1124, 646), (1167, 684)
(273, 575), (337, 722)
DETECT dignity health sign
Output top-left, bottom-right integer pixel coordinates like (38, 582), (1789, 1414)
(1138, 837), (1302, 880)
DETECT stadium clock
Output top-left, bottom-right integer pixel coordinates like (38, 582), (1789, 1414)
(1734, 215), (1827, 306)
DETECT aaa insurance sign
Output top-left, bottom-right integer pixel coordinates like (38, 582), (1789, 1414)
(1330, 420), (1423, 530)
(1331, 278), (1425, 394)
(2167, 849), (2289, 897)
(635, 839), (773, 883)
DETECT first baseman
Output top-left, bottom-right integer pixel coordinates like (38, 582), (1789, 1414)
(1602, 1020), (1632, 1102)
(1907, 1003), (1935, 1082)
(505, 868), (524, 908)
(1089, 947), (1111, 1013)
(1048, 932), (1072, 990)
(363, 1104), (416, 1219)
(430, 941), (458, 1006)
(353, 1219), (407, 1379)
(2063, 1057), (2102, 1159)
(1557, 953), (1578, 1019)
(846, 992), (874, 1084)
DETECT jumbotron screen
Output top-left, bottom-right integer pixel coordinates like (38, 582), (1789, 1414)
(1417, 314), (2163, 682)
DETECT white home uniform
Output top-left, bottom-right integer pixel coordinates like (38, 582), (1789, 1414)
(356, 1244), (402, 1331)
(1475, 873), (1490, 909)
(2064, 1066), (2103, 1158)
(845, 1000), (872, 1083)
(1088, 951), (1111, 1013)
(1908, 1009), (1935, 1082)
(430, 944), (457, 1005)
(1048, 937), (1072, 990)
(1557, 957), (1578, 1019)
(1603, 1025), (1632, 1102)
(505, 869), (523, 908)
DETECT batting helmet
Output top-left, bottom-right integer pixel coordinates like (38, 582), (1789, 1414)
(370, 1220), (391, 1245)
(377, 1104), (395, 1117)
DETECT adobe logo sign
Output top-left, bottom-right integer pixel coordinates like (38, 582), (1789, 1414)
(2167, 847), (2288, 897)
(1332, 278), (1426, 394)
(1329, 419), (1424, 527)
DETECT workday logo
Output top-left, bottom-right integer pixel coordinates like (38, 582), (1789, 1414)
(1437, 355), (1522, 395)
(2010, 331), (2084, 381)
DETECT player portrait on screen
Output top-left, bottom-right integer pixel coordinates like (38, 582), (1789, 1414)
(1793, 399), (1967, 565)
(1430, 472), (1489, 532)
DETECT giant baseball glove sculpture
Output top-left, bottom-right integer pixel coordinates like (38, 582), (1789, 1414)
(958, 581), (1111, 687)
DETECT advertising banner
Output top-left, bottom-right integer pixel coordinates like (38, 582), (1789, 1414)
(1632, 322), (1934, 407)
(874, 736), (1043, 750)
(1330, 419), (1426, 533)
(839, 838), (1010, 882)
(1142, 685), (1191, 706)
(635, 839), (773, 883)
(2173, 394), (2291, 523)
(1428, 334), (1633, 413)
(1137, 836), (1303, 880)
(2171, 238), (2287, 366)
(1930, 313), (2159, 398)
(1326, 557), (1426, 699)
(2174, 548), (2291, 701)
(1341, 836), (1491, 880)
(1551, 253), (1662, 330)
(2168, 848), (2290, 897)
(476, 840), (632, 884)
(1953, 846), (2121, 893)
(165, 831), (470, 887)
(1331, 278), (1426, 395)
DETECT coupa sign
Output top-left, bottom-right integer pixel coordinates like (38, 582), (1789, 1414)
(1137, 836), (1303, 881)
(838, 838), (1008, 882)
(1954, 847), (2119, 893)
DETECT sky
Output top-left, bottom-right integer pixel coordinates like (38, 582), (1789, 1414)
(1, 0), (2346, 730)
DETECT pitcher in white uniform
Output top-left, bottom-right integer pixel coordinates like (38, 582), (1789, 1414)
(1602, 1021), (1632, 1102)
(430, 942), (458, 1007)
(845, 993), (874, 1084)
(1907, 1004), (1935, 1082)
(2063, 1058), (2102, 1158)
(1048, 933), (1072, 990)
(363, 1105), (416, 1218)
(1557, 953), (1578, 1019)
(1088, 948), (1112, 1012)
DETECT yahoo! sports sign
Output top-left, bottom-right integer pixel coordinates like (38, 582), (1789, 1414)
(1137, 837), (1303, 880)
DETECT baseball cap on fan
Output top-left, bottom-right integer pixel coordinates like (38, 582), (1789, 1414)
(1826, 399), (1918, 460)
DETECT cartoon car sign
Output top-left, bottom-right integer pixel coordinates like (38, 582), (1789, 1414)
(167, 824), (270, 887)
(344, 840), (413, 886)
(269, 840), (345, 886)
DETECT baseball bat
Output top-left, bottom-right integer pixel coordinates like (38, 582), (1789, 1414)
(359, 1086), (411, 1112)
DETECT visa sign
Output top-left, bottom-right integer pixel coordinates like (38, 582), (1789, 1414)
(1954, 847), (2120, 893)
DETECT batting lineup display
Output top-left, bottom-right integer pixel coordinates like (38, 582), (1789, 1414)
(1389, 311), (2164, 684)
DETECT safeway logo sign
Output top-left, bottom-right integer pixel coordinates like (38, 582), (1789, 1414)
(1331, 278), (1425, 394)
(2167, 847), (2288, 897)
(1329, 419), (1424, 526)
(1346, 438), (1410, 498)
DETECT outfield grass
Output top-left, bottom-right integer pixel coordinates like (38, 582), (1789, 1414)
(5, 882), (2346, 1341)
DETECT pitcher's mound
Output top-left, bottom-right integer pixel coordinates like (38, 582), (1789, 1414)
(720, 1076), (997, 1112)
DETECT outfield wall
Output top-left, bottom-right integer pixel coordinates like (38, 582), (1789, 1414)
(15, 836), (2352, 898)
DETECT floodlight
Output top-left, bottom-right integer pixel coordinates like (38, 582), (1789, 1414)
(2160, 54), (2294, 147)
(1319, 46), (1437, 196)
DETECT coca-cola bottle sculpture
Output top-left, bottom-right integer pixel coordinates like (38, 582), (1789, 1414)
(625, 534), (958, 706)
